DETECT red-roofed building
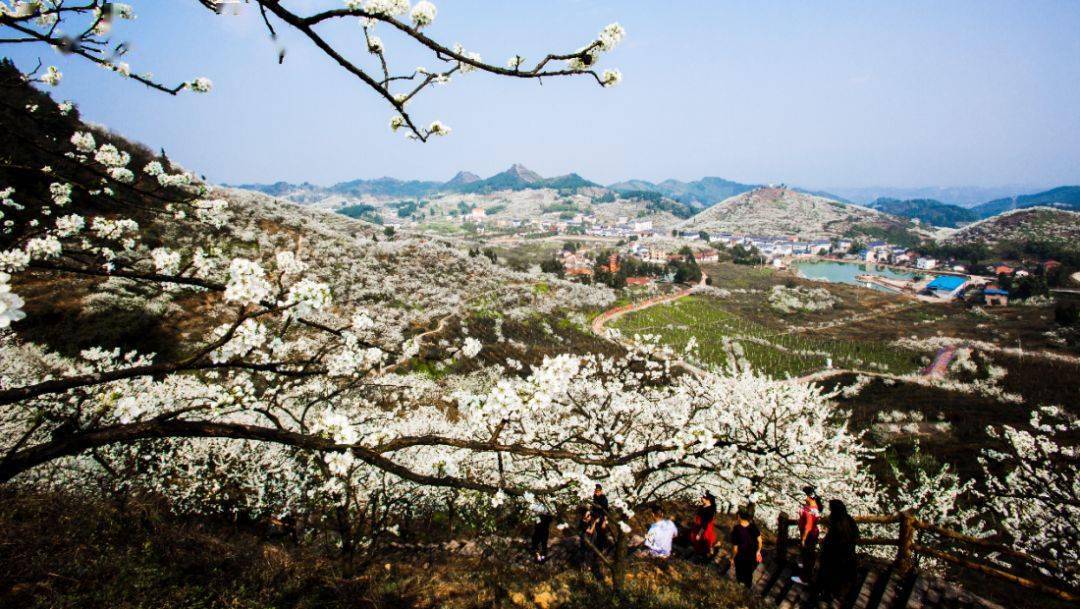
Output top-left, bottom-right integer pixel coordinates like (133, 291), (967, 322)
(625, 277), (654, 286)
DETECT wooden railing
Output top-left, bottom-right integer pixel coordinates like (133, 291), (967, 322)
(776, 511), (1077, 603)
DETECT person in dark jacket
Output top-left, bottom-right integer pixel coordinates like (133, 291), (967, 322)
(530, 512), (554, 563)
(729, 508), (763, 587)
(809, 499), (860, 604)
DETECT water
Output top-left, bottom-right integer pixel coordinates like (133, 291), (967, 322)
(793, 261), (921, 292)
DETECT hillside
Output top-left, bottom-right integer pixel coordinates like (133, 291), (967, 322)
(971, 186), (1080, 218)
(871, 198), (977, 228)
(947, 207), (1080, 252)
(677, 186), (914, 239)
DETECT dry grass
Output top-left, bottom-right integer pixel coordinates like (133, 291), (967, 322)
(0, 490), (759, 609)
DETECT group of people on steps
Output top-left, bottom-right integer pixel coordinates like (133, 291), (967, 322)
(529, 485), (862, 605)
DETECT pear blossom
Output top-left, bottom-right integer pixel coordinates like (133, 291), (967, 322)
(54, 214), (85, 237)
(71, 131), (96, 153)
(461, 337), (482, 358)
(601, 68), (622, 87)
(410, 1), (436, 27)
(598, 22), (626, 51)
(224, 258), (271, 306)
(0, 249), (31, 272)
(150, 247), (182, 275)
(187, 77), (213, 93)
(40, 65), (61, 86)
(94, 144), (131, 168)
(49, 182), (72, 206)
(427, 120), (451, 136)
(0, 273), (26, 328)
(25, 236), (62, 260)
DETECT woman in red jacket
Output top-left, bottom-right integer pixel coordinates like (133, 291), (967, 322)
(689, 491), (718, 561)
(792, 485), (822, 585)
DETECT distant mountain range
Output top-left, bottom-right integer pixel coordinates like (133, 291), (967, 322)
(231, 170), (1079, 227)
(969, 186), (1080, 218)
(870, 198), (978, 228)
(824, 185), (1050, 208)
(232, 164), (604, 201)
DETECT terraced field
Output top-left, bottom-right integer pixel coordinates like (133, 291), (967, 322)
(611, 295), (924, 378)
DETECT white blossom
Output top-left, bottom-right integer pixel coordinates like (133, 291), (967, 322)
(0, 273), (26, 328)
(224, 258), (272, 306)
(40, 65), (62, 86)
(410, 1), (436, 27)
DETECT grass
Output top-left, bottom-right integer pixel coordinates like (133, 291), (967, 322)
(0, 490), (761, 609)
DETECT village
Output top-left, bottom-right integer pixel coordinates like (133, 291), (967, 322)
(540, 228), (1064, 310)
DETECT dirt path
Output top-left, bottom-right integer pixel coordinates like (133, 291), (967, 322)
(923, 344), (960, 377)
(591, 272), (708, 336)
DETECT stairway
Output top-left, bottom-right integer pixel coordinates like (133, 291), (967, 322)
(720, 558), (1007, 609)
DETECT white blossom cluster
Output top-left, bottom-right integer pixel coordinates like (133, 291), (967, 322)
(767, 284), (839, 313)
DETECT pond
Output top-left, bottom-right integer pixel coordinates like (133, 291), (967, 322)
(793, 260), (922, 292)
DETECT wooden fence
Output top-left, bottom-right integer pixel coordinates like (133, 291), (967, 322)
(775, 511), (1077, 603)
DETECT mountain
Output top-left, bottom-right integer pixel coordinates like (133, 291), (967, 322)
(232, 180), (321, 197)
(444, 170), (481, 188)
(871, 198), (978, 228)
(948, 207), (1080, 251)
(825, 185), (1046, 208)
(678, 186), (913, 240)
(609, 176), (757, 207)
(447, 165), (602, 194)
(607, 179), (659, 192)
(330, 176), (442, 198)
(970, 186), (1080, 219)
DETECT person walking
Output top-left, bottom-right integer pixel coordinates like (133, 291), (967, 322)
(729, 508), (763, 587)
(810, 499), (860, 604)
(791, 486), (821, 585)
(530, 512), (554, 563)
(643, 505), (679, 558)
(689, 491), (718, 561)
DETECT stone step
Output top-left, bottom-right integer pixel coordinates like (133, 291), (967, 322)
(851, 570), (880, 609)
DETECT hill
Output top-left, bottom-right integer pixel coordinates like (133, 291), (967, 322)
(678, 186), (914, 239)
(610, 176), (757, 206)
(971, 186), (1080, 218)
(871, 198), (978, 228)
(947, 207), (1080, 252)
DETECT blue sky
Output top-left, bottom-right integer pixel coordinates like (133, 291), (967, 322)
(7, 1), (1080, 189)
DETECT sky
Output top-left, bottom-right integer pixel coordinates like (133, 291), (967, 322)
(7, 0), (1080, 190)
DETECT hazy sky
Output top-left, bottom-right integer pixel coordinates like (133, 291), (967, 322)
(8, 0), (1080, 189)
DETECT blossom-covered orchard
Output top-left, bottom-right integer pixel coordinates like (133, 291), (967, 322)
(0, 66), (885, 552)
(0, 0), (625, 140)
(0, 3), (1076, 594)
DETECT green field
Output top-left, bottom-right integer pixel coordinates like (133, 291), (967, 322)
(612, 295), (924, 378)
